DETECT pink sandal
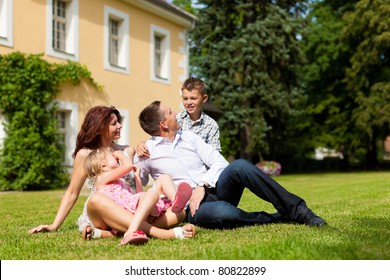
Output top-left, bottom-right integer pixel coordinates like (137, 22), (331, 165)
(120, 230), (149, 246)
(171, 182), (192, 213)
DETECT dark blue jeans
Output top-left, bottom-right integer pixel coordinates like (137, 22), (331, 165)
(186, 159), (309, 229)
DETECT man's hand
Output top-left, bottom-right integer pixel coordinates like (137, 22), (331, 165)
(189, 186), (206, 217)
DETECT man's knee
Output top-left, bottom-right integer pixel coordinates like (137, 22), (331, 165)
(191, 201), (237, 227)
(231, 159), (252, 168)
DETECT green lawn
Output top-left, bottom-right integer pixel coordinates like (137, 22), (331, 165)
(0, 172), (389, 260)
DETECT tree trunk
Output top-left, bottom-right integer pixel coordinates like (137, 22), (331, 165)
(365, 129), (378, 169)
(240, 125), (252, 160)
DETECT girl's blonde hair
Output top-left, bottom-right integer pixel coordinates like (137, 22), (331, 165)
(84, 147), (114, 179)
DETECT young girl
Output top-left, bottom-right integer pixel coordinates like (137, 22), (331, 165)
(84, 147), (193, 245)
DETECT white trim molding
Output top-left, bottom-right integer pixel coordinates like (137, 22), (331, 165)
(116, 109), (130, 146)
(0, 0), (13, 47)
(55, 101), (78, 167)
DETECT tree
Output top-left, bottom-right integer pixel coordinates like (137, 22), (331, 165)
(171, 0), (197, 15)
(342, 0), (390, 168)
(302, 0), (389, 168)
(300, 0), (358, 166)
(190, 0), (308, 162)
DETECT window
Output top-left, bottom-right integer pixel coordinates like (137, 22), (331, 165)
(109, 19), (119, 66)
(104, 6), (129, 74)
(55, 101), (78, 168)
(0, 0), (13, 47)
(154, 35), (162, 77)
(52, 0), (66, 52)
(46, 0), (79, 61)
(150, 24), (171, 84)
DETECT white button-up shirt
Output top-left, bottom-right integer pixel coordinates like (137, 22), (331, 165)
(134, 130), (228, 189)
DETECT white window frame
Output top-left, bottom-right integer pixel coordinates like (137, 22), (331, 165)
(150, 24), (171, 84)
(46, 0), (79, 61)
(0, 114), (6, 149)
(0, 0), (13, 47)
(56, 110), (67, 162)
(116, 109), (129, 146)
(55, 101), (78, 168)
(104, 6), (129, 74)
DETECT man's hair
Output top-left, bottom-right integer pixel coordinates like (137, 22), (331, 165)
(138, 100), (163, 136)
(181, 77), (207, 95)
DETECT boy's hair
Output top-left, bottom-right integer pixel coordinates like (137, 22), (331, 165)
(138, 100), (163, 136)
(181, 77), (207, 95)
(84, 147), (114, 179)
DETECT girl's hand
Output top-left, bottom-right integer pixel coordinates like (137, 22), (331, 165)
(133, 165), (141, 177)
(114, 150), (134, 169)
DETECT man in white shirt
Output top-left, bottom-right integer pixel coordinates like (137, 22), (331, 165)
(135, 101), (326, 228)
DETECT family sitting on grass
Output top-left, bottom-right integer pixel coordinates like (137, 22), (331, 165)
(28, 77), (326, 246)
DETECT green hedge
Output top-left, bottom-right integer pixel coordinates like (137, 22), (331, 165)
(0, 52), (98, 191)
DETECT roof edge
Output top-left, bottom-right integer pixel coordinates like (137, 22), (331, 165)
(122, 0), (196, 30)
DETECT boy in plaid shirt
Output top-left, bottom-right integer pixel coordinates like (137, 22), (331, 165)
(176, 77), (221, 152)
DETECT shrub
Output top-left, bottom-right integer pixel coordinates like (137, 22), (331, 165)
(0, 52), (98, 190)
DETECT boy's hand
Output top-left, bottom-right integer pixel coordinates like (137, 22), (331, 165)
(136, 141), (150, 158)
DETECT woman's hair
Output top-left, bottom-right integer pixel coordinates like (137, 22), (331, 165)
(73, 106), (121, 158)
(138, 100), (163, 136)
(181, 77), (207, 95)
(83, 147), (113, 179)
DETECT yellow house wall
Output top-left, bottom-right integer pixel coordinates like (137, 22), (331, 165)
(0, 0), (190, 147)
